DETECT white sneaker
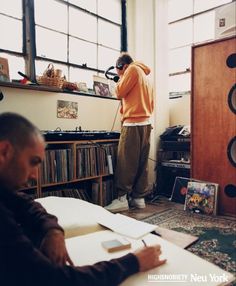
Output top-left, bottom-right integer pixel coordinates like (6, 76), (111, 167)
(130, 198), (146, 209)
(105, 196), (129, 213)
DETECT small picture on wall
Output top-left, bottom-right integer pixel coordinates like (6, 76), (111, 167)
(57, 100), (78, 119)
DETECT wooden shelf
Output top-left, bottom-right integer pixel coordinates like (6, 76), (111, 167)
(0, 81), (119, 100)
(41, 174), (113, 188)
(22, 138), (119, 206)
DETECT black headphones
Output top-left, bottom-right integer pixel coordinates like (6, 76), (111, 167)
(105, 66), (120, 82)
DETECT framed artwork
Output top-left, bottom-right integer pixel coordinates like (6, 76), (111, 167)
(184, 181), (219, 215)
(93, 75), (110, 97)
(0, 57), (10, 82)
(57, 100), (78, 119)
(171, 177), (194, 204)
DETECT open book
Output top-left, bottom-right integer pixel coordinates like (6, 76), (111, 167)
(97, 212), (157, 239)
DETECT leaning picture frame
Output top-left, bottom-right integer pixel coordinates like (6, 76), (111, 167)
(184, 181), (219, 215)
(93, 75), (110, 97)
(170, 177), (202, 204)
(171, 177), (219, 215)
(0, 57), (10, 82)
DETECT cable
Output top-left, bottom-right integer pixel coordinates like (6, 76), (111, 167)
(110, 101), (121, 132)
(109, 102), (158, 162)
(148, 157), (158, 163)
(87, 140), (116, 175)
(87, 140), (108, 151)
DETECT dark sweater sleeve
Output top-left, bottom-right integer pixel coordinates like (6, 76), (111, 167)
(7, 192), (64, 246)
(73, 253), (139, 286)
(0, 193), (140, 286)
(0, 204), (139, 286)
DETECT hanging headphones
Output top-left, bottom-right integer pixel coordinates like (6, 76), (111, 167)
(105, 66), (120, 82)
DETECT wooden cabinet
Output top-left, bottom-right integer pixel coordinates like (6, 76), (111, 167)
(23, 139), (118, 206)
(191, 36), (236, 216)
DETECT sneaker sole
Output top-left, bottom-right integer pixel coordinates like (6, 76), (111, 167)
(129, 202), (146, 209)
(107, 207), (129, 213)
(136, 205), (146, 209)
(131, 205), (146, 209)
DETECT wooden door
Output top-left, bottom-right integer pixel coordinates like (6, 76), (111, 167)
(191, 36), (236, 216)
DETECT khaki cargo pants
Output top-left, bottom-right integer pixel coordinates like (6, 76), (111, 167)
(114, 125), (152, 198)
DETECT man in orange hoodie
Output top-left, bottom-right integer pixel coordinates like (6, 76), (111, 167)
(106, 53), (154, 213)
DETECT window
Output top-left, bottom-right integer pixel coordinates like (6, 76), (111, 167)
(0, 0), (23, 80)
(194, 0), (232, 13)
(193, 11), (215, 43)
(168, 0), (233, 98)
(0, 15), (23, 52)
(169, 73), (191, 95)
(168, 18), (193, 49)
(34, 0), (122, 89)
(0, 0), (124, 90)
(168, 0), (193, 22)
(169, 46), (191, 74)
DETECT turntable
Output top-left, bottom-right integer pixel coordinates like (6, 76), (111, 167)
(41, 129), (120, 141)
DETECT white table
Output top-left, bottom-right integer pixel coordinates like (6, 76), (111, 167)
(66, 230), (235, 286)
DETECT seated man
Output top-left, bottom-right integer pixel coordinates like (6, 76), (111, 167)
(0, 112), (166, 286)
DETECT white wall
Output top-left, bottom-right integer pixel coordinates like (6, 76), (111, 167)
(169, 95), (191, 126)
(126, 0), (169, 186)
(0, 87), (121, 131)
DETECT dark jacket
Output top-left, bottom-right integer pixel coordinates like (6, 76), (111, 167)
(0, 190), (139, 286)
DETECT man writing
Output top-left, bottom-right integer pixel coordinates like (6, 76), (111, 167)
(0, 112), (165, 286)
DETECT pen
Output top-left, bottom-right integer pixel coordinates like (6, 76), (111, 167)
(142, 239), (147, 247)
(151, 230), (162, 237)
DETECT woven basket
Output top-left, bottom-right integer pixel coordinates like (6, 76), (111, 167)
(37, 76), (64, 88)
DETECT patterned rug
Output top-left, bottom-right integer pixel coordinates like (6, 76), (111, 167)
(143, 209), (236, 284)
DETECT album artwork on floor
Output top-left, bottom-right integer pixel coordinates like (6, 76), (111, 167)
(184, 181), (219, 215)
(171, 177), (196, 204)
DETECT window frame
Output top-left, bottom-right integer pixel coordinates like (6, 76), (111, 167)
(0, 0), (127, 95)
(167, 0), (234, 99)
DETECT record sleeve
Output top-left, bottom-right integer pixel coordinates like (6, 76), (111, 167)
(184, 181), (219, 215)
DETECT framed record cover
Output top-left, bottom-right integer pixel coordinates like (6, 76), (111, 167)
(171, 177), (201, 204)
(184, 181), (219, 215)
(171, 177), (191, 204)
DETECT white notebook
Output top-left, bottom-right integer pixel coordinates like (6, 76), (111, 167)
(97, 212), (157, 239)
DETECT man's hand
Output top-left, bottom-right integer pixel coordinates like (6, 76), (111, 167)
(134, 245), (166, 272)
(40, 229), (74, 267)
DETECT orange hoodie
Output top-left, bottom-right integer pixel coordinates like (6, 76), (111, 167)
(115, 61), (154, 123)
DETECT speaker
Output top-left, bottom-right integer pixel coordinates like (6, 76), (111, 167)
(227, 136), (236, 167)
(227, 84), (236, 114)
(192, 36), (236, 216)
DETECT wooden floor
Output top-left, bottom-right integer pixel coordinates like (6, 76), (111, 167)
(121, 195), (183, 220)
(122, 195), (235, 221)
